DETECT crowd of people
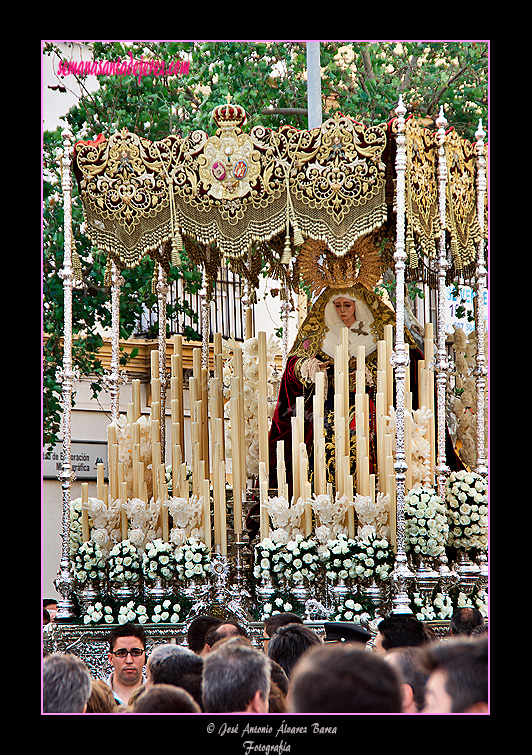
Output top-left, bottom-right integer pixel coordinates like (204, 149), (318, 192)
(42, 604), (488, 715)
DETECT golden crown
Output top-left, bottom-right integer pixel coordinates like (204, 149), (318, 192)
(297, 234), (384, 298)
(212, 100), (247, 131)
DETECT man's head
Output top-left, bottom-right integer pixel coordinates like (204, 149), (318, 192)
(43, 653), (92, 713)
(204, 620), (248, 652)
(449, 606), (485, 637)
(288, 643), (403, 714)
(266, 623), (322, 678)
(146, 643), (204, 710)
(107, 623), (147, 691)
(133, 684), (201, 713)
(421, 636), (488, 714)
(262, 612), (303, 652)
(373, 614), (430, 653)
(384, 646), (429, 713)
(187, 615), (222, 655)
(202, 637), (271, 713)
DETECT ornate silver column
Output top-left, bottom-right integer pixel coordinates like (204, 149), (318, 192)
(434, 107), (451, 499)
(200, 265), (210, 370)
(108, 260), (123, 424)
(474, 120), (488, 476)
(54, 129), (77, 621)
(390, 96), (414, 614)
(157, 258), (169, 459)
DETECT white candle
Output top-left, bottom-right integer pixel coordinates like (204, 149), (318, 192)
(291, 416), (300, 504)
(405, 410), (412, 492)
(384, 324), (394, 413)
(277, 440), (286, 498)
(212, 441), (221, 547)
(97, 463), (105, 503)
(219, 458), (227, 556)
(202, 477), (211, 550)
(120, 481), (128, 540)
(230, 395), (243, 534)
(132, 379), (141, 422)
(347, 474), (355, 537)
(388, 474), (397, 550)
(259, 461), (269, 541)
(81, 483), (89, 542)
(258, 332), (269, 467)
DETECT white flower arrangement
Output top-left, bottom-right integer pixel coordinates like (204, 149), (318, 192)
(73, 540), (107, 583)
(266, 496), (306, 543)
(284, 536), (321, 582)
(168, 495), (205, 545)
(456, 588), (489, 618)
(404, 485), (449, 558)
(445, 470), (488, 552)
(312, 494), (349, 542)
(353, 532), (395, 582)
(259, 594), (302, 621)
(332, 596), (367, 623)
(253, 535), (320, 585)
(253, 538), (284, 585)
(87, 498), (122, 555)
(83, 601), (115, 625)
(107, 540), (142, 583)
(320, 533), (359, 583)
(175, 539), (210, 581)
(81, 597), (187, 626)
(411, 591), (454, 622)
(142, 538), (176, 582)
(123, 497), (162, 550)
(69, 498), (84, 555)
(353, 491), (391, 541)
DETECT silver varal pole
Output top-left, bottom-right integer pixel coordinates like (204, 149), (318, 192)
(109, 260), (122, 424)
(157, 258), (168, 459)
(474, 120), (488, 476)
(54, 129), (77, 621)
(434, 107), (451, 498)
(390, 97), (414, 614)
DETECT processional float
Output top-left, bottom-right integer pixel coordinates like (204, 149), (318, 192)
(52, 97), (488, 632)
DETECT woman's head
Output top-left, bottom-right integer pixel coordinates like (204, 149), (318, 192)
(333, 296), (357, 326)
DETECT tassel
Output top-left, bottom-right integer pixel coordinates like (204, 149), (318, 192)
(171, 231), (183, 266)
(72, 248), (83, 282)
(281, 231), (292, 265)
(151, 264), (159, 294)
(104, 257), (113, 287)
(293, 221), (304, 248)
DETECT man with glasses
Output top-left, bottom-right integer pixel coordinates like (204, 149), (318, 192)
(106, 623), (147, 706)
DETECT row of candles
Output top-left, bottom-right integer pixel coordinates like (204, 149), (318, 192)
(80, 322), (437, 555)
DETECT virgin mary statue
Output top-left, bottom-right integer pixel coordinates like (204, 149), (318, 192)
(266, 236), (462, 502)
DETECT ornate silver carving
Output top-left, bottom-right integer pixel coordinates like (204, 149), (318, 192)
(435, 107), (451, 499)
(390, 97), (414, 614)
(54, 129), (77, 622)
(474, 120), (488, 476)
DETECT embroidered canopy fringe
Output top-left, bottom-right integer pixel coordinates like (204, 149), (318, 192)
(72, 107), (487, 287)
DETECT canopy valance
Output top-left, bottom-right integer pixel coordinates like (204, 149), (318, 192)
(72, 102), (487, 289)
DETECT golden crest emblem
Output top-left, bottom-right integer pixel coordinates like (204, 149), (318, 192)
(198, 101), (261, 200)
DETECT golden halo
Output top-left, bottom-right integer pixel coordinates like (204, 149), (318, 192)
(297, 233), (384, 298)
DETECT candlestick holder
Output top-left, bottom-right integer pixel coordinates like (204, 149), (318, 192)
(454, 550), (480, 595)
(390, 553), (415, 615)
(77, 579), (101, 611)
(414, 558), (440, 602)
(437, 554), (458, 596)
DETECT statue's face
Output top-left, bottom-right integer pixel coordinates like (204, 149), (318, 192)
(333, 297), (356, 327)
